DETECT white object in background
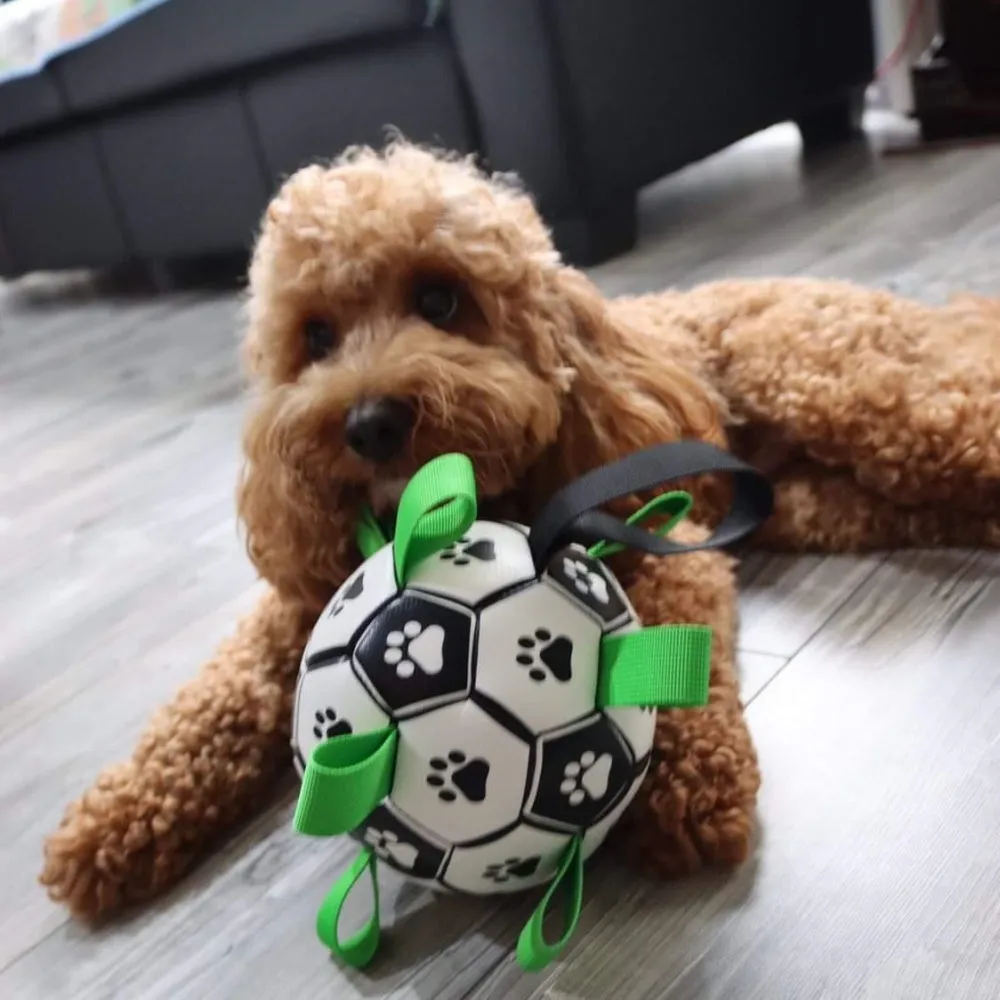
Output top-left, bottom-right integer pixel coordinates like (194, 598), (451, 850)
(870, 0), (941, 114)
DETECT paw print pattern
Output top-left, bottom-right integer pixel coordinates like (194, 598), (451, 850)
(560, 751), (613, 806)
(544, 545), (630, 630)
(312, 707), (352, 741)
(440, 536), (497, 567)
(364, 828), (419, 871)
(383, 620), (445, 678)
(562, 557), (610, 605)
(426, 750), (490, 803)
(328, 571), (364, 617)
(516, 629), (573, 683)
(482, 856), (541, 883)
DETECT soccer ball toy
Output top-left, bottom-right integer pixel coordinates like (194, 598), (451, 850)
(292, 444), (772, 971)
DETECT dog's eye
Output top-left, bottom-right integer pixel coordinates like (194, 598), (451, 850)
(303, 318), (336, 362)
(413, 281), (459, 327)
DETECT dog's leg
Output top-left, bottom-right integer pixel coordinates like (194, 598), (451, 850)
(683, 280), (1000, 512)
(756, 464), (1000, 551)
(615, 531), (758, 876)
(39, 589), (313, 921)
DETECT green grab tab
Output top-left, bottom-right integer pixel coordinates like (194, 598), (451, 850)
(356, 506), (389, 559)
(316, 846), (382, 969)
(598, 625), (712, 709)
(393, 454), (477, 586)
(515, 834), (585, 973)
(588, 490), (693, 561)
(294, 727), (398, 837)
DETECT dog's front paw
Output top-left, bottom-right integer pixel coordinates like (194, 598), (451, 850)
(616, 705), (760, 878)
(40, 761), (180, 921)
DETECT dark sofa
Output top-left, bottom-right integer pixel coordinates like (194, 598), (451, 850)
(0, 0), (874, 278)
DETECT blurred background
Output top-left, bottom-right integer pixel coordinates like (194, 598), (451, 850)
(0, 0), (995, 279)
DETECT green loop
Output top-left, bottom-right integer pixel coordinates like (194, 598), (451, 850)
(293, 727), (398, 837)
(316, 846), (381, 969)
(598, 625), (712, 709)
(393, 454), (477, 585)
(356, 507), (389, 559)
(588, 490), (693, 561)
(515, 834), (585, 972)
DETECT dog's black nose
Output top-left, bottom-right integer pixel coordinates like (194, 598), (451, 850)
(345, 397), (414, 463)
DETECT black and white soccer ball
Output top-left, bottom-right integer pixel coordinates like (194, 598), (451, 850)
(291, 520), (654, 895)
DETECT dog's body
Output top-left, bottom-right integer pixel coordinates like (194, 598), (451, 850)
(40, 144), (1000, 919)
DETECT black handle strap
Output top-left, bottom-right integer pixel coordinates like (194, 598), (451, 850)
(527, 441), (774, 568)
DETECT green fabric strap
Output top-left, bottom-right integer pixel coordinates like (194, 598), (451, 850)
(393, 453), (477, 585)
(293, 727), (398, 837)
(598, 625), (712, 709)
(356, 507), (389, 559)
(588, 490), (693, 561)
(516, 834), (585, 972)
(316, 846), (381, 969)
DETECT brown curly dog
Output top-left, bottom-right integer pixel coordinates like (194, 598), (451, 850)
(40, 142), (1000, 920)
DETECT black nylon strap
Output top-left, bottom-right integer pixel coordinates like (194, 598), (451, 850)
(527, 441), (774, 567)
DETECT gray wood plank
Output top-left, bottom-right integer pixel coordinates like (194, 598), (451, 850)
(737, 553), (884, 659)
(0, 576), (261, 970)
(736, 649), (789, 704)
(0, 282), (253, 970)
(0, 792), (519, 1000)
(590, 113), (1000, 297)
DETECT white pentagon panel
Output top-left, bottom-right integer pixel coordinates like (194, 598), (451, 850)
(475, 582), (602, 733)
(524, 713), (635, 832)
(544, 545), (636, 633)
(442, 824), (569, 895)
(353, 591), (474, 718)
(581, 764), (649, 861)
(291, 657), (390, 774)
(392, 701), (530, 844)
(406, 520), (536, 607)
(303, 544), (397, 663)
(352, 801), (451, 882)
(605, 705), (657, 764)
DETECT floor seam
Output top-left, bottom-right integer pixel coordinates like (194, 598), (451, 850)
(743, 552), (890, 708)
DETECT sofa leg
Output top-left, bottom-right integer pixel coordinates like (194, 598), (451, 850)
(795, 87), (867, 151)
(145, 260), (178, 294)
(134, 254), (247, 293)
(550, 196), (638, 267)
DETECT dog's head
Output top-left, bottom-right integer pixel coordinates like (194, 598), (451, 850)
(239, 141), (721, 609)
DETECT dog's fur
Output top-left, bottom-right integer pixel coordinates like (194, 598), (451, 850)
(40, 142), (1000, 919)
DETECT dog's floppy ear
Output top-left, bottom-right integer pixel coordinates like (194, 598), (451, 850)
(546, 268), (726, 486)
(237, 401), (361, 613)
(240, 320), (267, 383)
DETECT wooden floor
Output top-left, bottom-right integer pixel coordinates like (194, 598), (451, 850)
(2, 112), (999, 1000)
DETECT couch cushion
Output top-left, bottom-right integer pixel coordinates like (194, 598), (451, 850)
(0, 69), (64, 137)
(98, 87), (272, 258)
(52, 0), (429, 114)
(0, 127), (130, 273)
(247, 32), (474, 188)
